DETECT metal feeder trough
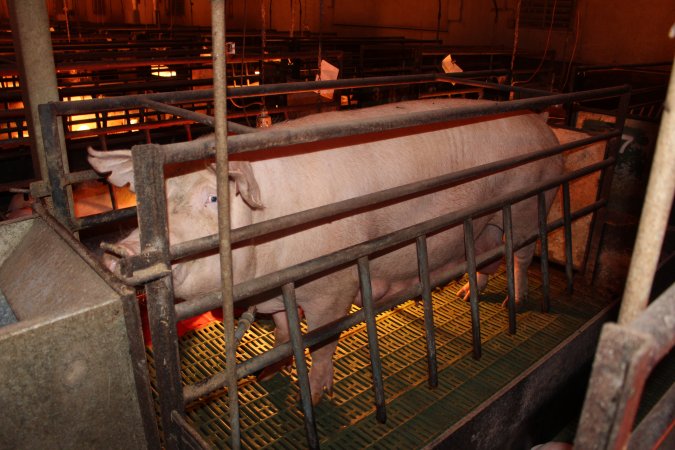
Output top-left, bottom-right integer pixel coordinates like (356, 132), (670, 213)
(0, 212), (159, 449)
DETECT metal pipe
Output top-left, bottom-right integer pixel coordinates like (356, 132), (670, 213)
(211, 2), (241, 449)
(416, 235), (438, 389)
(503, 205), (516, 333)
(537, 192), (551, 312)
(281, 283), (320, 449)
(463, 218), (482, 359)
(562, 181), (574, 294)
(163, 86), (629, 163)
(357, 257), (387, 424)
(619, 58), (675, 324)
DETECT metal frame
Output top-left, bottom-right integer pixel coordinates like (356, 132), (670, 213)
(33, 15), (633, 445)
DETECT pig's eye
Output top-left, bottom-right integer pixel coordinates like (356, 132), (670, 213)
(208, 195), (217, 203)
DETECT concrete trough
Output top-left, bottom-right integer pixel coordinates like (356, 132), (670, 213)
(0, 213), (158, 449)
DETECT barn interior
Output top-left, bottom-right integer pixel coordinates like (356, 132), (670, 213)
(0, 1), (673, 449)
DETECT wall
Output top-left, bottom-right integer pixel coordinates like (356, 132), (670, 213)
(2, 1), (673, 66)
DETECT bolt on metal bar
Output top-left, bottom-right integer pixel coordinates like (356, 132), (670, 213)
(416, 235), (438, 389)
(502, 205), (516, 334)
(281, 283), (319, 450)
(357, 257), (387, 424)
(537, 192), (551, 312)
(211, 1), (241, 449)
(463, 218), (482, 360)
(562, 181), (574, 294)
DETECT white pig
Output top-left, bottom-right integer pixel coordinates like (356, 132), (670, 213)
(88, 98), (563, 405)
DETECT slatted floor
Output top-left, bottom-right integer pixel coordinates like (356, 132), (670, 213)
(146, 264), (616, 449)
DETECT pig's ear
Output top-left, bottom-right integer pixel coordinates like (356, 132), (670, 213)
(228, 161), (264, 209)
(87, 147), (136, 192)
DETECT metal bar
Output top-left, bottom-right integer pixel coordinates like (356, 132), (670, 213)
(165, 132), (618, 264)
(211, 2), (241, 449)
(583, 91), (631, 283)
(37, 102), (73, 228)
(562, 181), (574, 294)
(619, 58), (675, 324)
(416, 235), (438, 389)
(281, 283), (319, 449)
(132, 143), (183, 450)
(537, 192), (551, 312)
(164, 86), (630, 163)
(175, 159), (615, 321)
(138, 97), (256, 135)
(503, 205), (516, 334)
(171, 411), (212, 450)
(357, 257), (387, 424)
(463, 218), (482, 359)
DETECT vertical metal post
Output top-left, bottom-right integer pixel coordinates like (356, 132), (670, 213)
(212, 1), (240, 448)
(537, 192), (551, 312)
(7, 0), (65, 182)
(463, 218), (482, 360)
(132, 144), (183, 449)
(503, 205), (516, 334)
(562, 181), (574, 294)
(416, 236), (438, 389)
(619, 57), (675, 324)
(583, 91), (631, 283)
(281, 283), (320, 449)
(357, 257), (387, 424)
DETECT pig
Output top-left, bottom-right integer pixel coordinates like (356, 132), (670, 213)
(88, 98), (563, 405)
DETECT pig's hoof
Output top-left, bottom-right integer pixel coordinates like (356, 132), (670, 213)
(457, 283), (471, 302)
(501, 296), (525, 312)
(257, 358), (292, 382)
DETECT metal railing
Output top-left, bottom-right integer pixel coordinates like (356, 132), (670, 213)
(37, 68), (629, 449)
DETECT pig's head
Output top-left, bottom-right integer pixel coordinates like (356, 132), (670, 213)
(87, 146), (263, 290)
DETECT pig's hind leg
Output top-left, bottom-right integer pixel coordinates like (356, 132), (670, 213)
(257, 310), (294, 382)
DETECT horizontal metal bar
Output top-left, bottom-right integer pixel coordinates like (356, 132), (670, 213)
(163, 86), (629, 163)
(174, 159), (614, 321)
(168, 130), (619, 263)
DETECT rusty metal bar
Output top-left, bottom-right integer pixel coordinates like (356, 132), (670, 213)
(619, 58), (675, 324)
(357, 257), (387, 424)
(175, 159), (615, 322)
(211, 2), (241, 449)
(416, 235), (438, 389)
(503, 205), (516, 334)
(132, 143), (183, 449)
(562, 181), (574, 294)
(537, 192), (551, 312)
(463, 218), (482, 360)
(281, 283), (319, 449)
(171, 411), (212, 450)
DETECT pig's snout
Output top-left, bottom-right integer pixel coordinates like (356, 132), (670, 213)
(100, 241), (137, 274)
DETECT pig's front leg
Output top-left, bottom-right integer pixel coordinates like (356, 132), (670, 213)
(257, 310), (293, 382)
(302, 295), (352, 405)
